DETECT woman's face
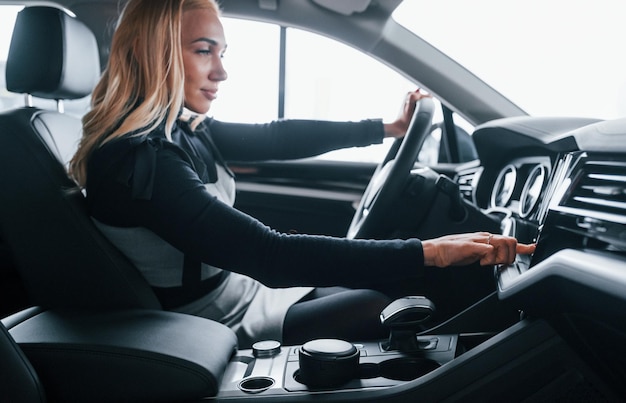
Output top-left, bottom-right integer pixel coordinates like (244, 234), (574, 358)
(181, 8), (228, 114)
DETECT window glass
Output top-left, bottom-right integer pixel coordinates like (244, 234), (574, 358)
(393, 0), (626, 120)
(1, 10), (473, 164)
(217, 17), (425, 163)
(209, 18), (280, 123)
(216, 19), (476, 164)
(284, 27), (416, 162)
(284, 28), (414, 122)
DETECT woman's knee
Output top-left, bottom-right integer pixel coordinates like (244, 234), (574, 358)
(282, 288), (391, 344)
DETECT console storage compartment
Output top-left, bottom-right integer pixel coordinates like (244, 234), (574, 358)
(2, 308), (238, 402)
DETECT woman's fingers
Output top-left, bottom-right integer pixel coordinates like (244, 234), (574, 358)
(516, 243), (537, 255)
(479, 235), (536, 266)
(423, 232), (537, 267)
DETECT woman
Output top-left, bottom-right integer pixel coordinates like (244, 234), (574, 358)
(70, 0), (534, 348)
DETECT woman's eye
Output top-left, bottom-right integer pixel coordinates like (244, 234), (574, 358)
(197, 49), (211, 55)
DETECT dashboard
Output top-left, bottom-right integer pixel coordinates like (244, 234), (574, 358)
(489, 157), (549, 219)
(453, 116), (626, 395)
(459, 115), (626, 269)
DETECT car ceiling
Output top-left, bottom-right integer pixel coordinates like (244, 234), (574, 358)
(2, 0), (526, 125)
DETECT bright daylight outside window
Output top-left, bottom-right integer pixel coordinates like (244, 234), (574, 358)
(215, 17), (419, 163)
(393, 0), (626, 120)
(0, 9), (436, 163)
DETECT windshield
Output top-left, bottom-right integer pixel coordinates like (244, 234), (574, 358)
(393, 0), (626, 120)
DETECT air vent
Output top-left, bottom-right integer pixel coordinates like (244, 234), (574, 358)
(455, 167), (482, 203)
(561, 160), (626, 218)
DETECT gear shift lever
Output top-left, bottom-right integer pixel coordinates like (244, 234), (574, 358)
(380, 296), (435, 352)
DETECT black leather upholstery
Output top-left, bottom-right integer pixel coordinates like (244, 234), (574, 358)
(3, 309), (238, 402)
(0, 318), (46, 403)
(0, 108), (162, 310)
(0, 7), (240, 401)
(6, 6), (100, 100)
(0, 6), (161, 311)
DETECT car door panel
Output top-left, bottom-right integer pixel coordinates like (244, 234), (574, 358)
(231, 159), (376, 237)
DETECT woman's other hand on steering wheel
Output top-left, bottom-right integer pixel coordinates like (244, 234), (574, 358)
(421, 232), (536, 268)
(384, 89), (432, 139)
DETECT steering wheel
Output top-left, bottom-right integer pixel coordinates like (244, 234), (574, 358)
(347, 97), (436, 239)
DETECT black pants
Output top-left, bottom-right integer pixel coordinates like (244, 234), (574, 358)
(282, 287), (391, 346)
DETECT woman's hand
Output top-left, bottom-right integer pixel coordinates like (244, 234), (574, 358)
(421, 232), (536, 267)
(383, 89), (432, 139)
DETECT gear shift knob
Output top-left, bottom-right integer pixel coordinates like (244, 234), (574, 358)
(380, 296), (435, 352)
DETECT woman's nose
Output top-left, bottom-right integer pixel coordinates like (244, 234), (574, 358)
(210, 58), (228, 82)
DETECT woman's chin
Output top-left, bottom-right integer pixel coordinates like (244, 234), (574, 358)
(184, 104), (211, 115)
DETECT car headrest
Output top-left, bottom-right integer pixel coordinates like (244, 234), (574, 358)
(5, 6), (100, 100)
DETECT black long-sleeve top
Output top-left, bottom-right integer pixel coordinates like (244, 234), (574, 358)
(85, 117), (425, 290)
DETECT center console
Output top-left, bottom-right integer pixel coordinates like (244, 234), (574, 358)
(214, 296), (459, 400)
(216, 334), (457, 399)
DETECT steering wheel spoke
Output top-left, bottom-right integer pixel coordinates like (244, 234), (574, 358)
(347, 97), (436, 239)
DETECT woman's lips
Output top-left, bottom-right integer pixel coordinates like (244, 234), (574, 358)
(201, 89), (217, 100)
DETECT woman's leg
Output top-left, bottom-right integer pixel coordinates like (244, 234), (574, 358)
(282, 287), (391, 345)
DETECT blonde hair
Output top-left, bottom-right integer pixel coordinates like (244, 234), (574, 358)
(70, 0), (220, 187)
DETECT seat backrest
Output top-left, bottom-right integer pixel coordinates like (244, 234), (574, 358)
(0, 320), (46, 403)
(0, 6), (161, 311)
(0, 307), (46, 403)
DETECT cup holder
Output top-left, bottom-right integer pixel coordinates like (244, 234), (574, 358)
(357, 358), (440, 381)
(238, 376), (275, 394)
(290, 338), (442, 392)
(378, 357), (440, 381)
(293, 357), (440, 387)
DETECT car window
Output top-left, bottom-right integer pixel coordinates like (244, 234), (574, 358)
(208, 17), (281, 124)
(217, 17), (453, 164)
(394, 0), (626, 120)
(0, 8), (472, 164)
(283, 26), (417, 163)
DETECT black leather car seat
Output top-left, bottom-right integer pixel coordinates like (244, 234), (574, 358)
(0, 8), (239, 402)
(0, 6), (161, 311)
(1, 306), (237, 402)
(0, 315), (46, 403)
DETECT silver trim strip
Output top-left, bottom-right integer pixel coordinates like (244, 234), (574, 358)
(498, 249), (626, 301)
(236, 182), (362, 202)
